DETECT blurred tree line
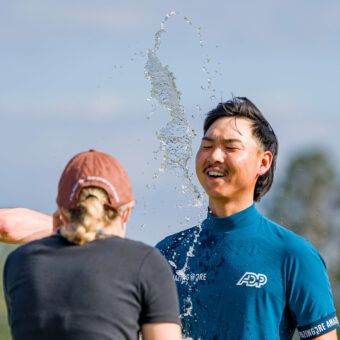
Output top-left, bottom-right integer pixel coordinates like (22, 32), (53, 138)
(266, 149), (340, 339)
(0, 149), (339, 339)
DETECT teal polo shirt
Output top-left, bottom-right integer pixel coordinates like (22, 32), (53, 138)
(156, 204), (339, 339)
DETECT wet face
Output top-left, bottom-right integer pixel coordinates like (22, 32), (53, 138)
(195, 117), (270, 205)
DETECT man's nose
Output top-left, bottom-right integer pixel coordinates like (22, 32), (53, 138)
(209, 146), (225, 163)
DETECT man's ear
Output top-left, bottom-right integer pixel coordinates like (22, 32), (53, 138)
(258, 151), (273, 176)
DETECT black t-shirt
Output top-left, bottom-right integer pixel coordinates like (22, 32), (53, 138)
(3, 233), (180, 340)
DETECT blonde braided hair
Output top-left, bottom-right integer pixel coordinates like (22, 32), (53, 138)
(60, 187), (134, 245)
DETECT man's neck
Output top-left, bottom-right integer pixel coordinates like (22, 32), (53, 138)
(208, 197), (254, 217)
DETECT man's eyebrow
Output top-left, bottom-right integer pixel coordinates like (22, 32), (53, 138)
(202, 137), (243, 143)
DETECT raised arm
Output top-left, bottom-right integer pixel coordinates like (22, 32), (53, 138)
(0, 208), (53, 244)
(142, 322), (181, 340)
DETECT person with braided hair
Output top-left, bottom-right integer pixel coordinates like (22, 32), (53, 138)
(3, 149), (181, 340)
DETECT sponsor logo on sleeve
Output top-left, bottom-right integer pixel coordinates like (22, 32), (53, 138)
(236, 272), (267, 288)
(298, 315), (339, 339)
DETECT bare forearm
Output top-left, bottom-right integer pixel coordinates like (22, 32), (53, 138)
(313, 329), (338, 339)
(0, 208), (53, 244)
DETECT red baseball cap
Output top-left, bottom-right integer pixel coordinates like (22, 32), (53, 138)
(57, 149), (135, 210)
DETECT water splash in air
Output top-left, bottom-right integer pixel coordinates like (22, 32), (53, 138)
(144, 11), (203, 206)
(144, 12), (210, 329)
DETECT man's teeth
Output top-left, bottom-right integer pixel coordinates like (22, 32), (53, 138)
(207, 171), (224, 177)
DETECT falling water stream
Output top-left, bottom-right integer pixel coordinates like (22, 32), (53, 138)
(144, 12), (203, 204)
(144, 12), (212, 336)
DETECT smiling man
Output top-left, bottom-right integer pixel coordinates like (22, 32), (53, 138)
(156, 97), (339, 339)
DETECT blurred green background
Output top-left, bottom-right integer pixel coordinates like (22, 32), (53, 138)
(0, 244), (16, 339)
(0, 149), (339, 338)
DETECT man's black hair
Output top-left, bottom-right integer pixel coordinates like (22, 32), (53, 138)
(203, 97), (278, 201)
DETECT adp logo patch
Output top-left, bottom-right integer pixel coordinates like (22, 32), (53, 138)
(237, 272), (267, 288)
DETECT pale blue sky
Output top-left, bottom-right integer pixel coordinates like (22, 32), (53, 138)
(1, 0), (339, 245)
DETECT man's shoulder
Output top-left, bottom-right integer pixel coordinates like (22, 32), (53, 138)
(260, 215), (321, 259)
(156, 225), (200, 253)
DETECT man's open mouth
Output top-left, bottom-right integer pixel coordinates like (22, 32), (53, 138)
(207, 171), (225, 178)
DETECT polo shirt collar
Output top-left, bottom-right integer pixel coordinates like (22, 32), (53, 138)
(205, 203), (259, 232)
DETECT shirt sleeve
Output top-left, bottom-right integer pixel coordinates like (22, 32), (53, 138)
(138, 247), (180, 325)
(285, 241), (339, 339)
